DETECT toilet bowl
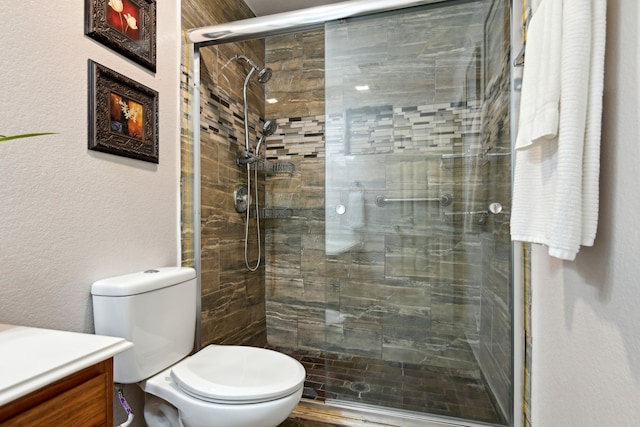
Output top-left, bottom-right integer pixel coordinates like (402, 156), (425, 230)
(91, 267), (306, 427)
(141, 345), (305, 427)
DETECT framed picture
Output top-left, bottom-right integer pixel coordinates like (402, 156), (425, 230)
(88, 60), (159, 163)
(85, 0), (157, 72)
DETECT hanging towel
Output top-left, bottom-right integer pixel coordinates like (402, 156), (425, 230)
(581, 0), (607, 245)
(511, 0), (607, 261)
(530, 0), (542, 14)
(514, 0), (562, 150)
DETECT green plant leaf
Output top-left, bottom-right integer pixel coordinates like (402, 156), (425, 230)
(0, 133), (57, 142)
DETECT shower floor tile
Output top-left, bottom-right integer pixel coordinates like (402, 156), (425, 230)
(272, 346), (505, 426)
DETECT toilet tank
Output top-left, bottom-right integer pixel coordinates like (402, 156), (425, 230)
(91, 267), (197, 383)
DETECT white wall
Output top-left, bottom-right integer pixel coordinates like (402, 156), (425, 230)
(531, 0), (640, 425)
(0, 1), (182, 334)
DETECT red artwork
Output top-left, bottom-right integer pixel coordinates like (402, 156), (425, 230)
(107, 0), (140, 41)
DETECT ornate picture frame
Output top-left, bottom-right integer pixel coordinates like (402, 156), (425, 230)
(85, 0), (157, 72)
(88, 60), (159, 163)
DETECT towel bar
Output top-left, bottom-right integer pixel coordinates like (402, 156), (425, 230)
(441, 151), (510, 160)
(443, 210), (490, 217)
(443, 202), (511, 217)
(375, 193), (453, 207)
(441, 153), (479, 160)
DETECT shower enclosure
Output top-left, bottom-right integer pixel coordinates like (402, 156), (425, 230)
(185, 0), (515, 425)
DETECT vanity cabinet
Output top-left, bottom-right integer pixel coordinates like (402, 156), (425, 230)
(0, 324), (132, 427)
(0, 358), (113, 426)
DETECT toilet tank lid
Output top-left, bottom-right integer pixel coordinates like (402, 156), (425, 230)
(91, 267), (196, 297)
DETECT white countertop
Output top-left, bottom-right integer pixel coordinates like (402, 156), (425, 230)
(0, 324), (132, 406)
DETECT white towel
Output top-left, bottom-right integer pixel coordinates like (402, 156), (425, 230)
(511, 0), (607, 261)
(581, 0), (607, 245)
(530, 0), (542, 14)
(515, 0), (562, 150)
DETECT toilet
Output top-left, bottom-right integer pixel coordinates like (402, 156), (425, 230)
(91, 267), (306, 427)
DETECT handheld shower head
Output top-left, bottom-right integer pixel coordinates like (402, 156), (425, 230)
(262, 119), (278, 137)
(255, 119), (278, 157)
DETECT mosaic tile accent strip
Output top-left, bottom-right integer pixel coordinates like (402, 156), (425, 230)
(266, 116), (326, 160)
(265, 100), (482, 162)
(335, 102), (482, 156)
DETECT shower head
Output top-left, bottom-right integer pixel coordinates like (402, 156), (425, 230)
(257, 67), (272, 84)
(255, 119), (278, 158)
(236, 55), (272, 84)
(262, 119), (278, 137)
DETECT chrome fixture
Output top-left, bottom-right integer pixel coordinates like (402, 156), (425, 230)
(488, 202), (504, 215)
(236, 55), (274, 272)
(443, 202), (510, 217)
(236, 55), (272, 84)
(255, 119), (277, 158)
(234, 187), (249, 213)
(443, 202), (511, 225)
(188, 0), (446, 46)
(237, 55), (272, 158)
(236, 120), (278, 166)
(375, 193), (453, 207)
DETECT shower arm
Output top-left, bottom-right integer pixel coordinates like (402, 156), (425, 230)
(236, 54), (260, 72)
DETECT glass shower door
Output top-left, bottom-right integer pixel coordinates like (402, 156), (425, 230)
(323, 0), (513, 424)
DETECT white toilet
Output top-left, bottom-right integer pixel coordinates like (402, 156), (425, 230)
(91, 267), (306, 427)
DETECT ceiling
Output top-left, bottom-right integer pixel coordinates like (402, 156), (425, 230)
(243, 0), (346, 16)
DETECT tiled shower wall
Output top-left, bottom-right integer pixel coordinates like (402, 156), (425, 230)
(264, 0), (512, 412)
(179, 0), (514, 420)
(263, 28), (328, 354)
(182, 0), (267, 347)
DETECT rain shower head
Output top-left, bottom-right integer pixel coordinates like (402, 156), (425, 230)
(236, 55), (272, 84)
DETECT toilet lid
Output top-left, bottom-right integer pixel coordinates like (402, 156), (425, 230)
(170, 345), (306, 404)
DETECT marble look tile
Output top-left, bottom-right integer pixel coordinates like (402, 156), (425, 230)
(183, 0), (513, 419)
(182, 0), (268, 348)
(274, 345), (504, 425)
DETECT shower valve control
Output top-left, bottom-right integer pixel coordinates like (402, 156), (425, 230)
(234, 186), (249, 213)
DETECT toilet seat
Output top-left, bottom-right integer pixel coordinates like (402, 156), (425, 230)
(170, 345), (306, 404)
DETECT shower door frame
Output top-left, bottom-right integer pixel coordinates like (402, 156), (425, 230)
(185, 0), (524, 425)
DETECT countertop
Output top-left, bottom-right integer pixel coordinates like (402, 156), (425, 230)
(0, 324), (132, 406)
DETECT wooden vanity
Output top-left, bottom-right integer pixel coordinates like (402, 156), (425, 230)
(0, 324), (132, 426)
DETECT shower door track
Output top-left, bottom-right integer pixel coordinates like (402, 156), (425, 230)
(295, 399), (497, 427)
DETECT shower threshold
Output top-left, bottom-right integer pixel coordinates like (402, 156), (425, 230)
(284, 399), (501, 427)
